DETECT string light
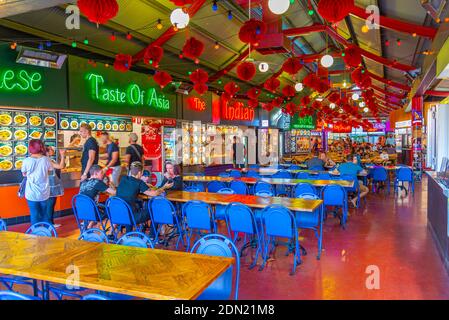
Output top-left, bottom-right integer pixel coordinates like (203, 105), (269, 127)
(83, 38), (89, 45)
(362, 25), (369, 33)
(10, 42), (17, 50)
(212, 0), (218, 11)
(397, 39), (402, 46)
(38, 43), (44, 50)
(385, 39), (390, 47)
(156, 19), (163, 30)
(214, 41), (220, 49)
(71, 40), (77, 48)
(227, 10), (233, 20)
(46, 41), (52, 47)
(126, 32), (132, 40)
(110, 32), (116, 41)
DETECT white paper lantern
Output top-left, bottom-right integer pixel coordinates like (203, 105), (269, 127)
(170, 8), (190, 29)
(268, 0), (290, 15)
(259, 62), (269, 73)
(352, 93), (360, 101)
(363, 107), (369, 113)
(295, 82), (304, 92)
(359, 102), (366, 108)
(320, 54), (334, 68)
(329, 103), (336, 109)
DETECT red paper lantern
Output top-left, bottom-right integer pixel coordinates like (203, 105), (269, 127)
(317, 0), (354, 24)
(248, 99), (259, 108)
(303, 73), (320, 91)
(239, 19), (266, 45)
(317, 81), (330, 93)
(328, 92), (340, 103)
(193, 83), (208, 95)
(182, 37), (205, 60)
(312, 101), (322, 110)
(282, 85), (296, 98)
(343, 45), (362, 68)
(284, 102), (296, 116)
(153, 71), (172, 88)
(143, 45), (164, 67)
(263, 103), (275, 112)
(113, 54), (132, 72)
(237, 62), (256, 81)
(271, 97), (284, 108)
(77, 0), (119, 25)
(169, 0), (193, 6)
(282, 57), (302, 75)
(301, 96), (311, 106)
(264, 78), (280, 92)
(247, 88), (261, 100)
(190, 69), (209, 84)
(224, 81), (240, 97)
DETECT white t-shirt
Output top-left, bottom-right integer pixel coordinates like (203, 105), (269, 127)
(21, 156), (52, 202)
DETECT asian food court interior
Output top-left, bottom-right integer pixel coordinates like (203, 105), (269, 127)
(1, 0), (449, 304)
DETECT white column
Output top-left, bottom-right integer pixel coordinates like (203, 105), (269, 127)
(436, 104), (449, 170)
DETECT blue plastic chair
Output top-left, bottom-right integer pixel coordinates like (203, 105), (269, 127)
(295, 172), (311, 179)
(0, 218), (6, 231)
(148, 196), (184, 249)
(289, 165), (300, 170)
(372, 167), (390, 194)
(249, 164), (260, 169)
(207, 181), (227, 193)
(218, 172), (230, 178)
(82, 294), (111, 300)
(229, 180), (249, 195)
(395, 167), (414, 195)
(309, 165), (325, 171)
(188, 182), (205, 192)
(254, 181), (275, 196)
(224, 203), (262, 270)
(78, 228), (109, 243)
(293, 183), (318, 198)
(271, 171), (292, 196)
(183, 200), (216, 251)
(106, 197), (143, 240)
(191, 234), (240, 300)
(184, 186), (201, 192)
(260, 205), (301, 275)
(215, 188), (235, 226)
(229, 170), (242, 178)
(0, 291), (40, 300)
(72, 194), (107, 232)
(321, 185), (348, 229)
(294, 193), (324, 260)
(246, 170), (260, 178)
(0, 222), (57, 297)
(117, 231), (154, 248)
(317, 173), (331, 180)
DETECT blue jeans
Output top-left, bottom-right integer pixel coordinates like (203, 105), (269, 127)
(27, 199), (51, 225)
(46, 197), (57, 224)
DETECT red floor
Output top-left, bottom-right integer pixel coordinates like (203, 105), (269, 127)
(5, 176), (449, 300)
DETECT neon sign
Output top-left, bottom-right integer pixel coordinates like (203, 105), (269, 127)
(222, 100), (255, 121)
(0, 68), (42, 93)
(291, 115), (316, 130)
(187, 97), (206, 111)
(86, 73), (170, 110)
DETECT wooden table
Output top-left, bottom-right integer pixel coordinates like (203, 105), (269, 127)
(165, 191), (323, 212)
(183, 176), (354, 188)
(0, 232), (234, 300)
(366, 165), (411, 171)
(230, 168), (368, 178)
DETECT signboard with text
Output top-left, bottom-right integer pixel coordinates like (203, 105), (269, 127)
(290, 114), (317, 130)
(0, 46), (68, 109)
(182, 92), (212, 122)
(68, 56), (177, 118)
(218, 98), (260, 126)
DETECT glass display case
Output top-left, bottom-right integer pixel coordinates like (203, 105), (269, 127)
(182, 122), (206, 165)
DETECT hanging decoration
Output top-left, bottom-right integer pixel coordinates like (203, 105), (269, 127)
(189, 69), (209, 84)
(300, 96), (311, 106)
(303, 73), (320, 91)
(317, 0), (354, 24)
(264, 77), (281, 92)
(343, 45), (362, 68)
(193, 83), (208, 95)
(170, 8), (190, 29)
(320, 54), (334, 68)
(271, 97), (284, 108)
(328, 92), (340, 104)
(169, 0), (193, 6)
(237, 61), (257, 81)
(248, 99), (259, 108)
(239, 19), (267, 46)
(224, 82), (240, 98)
(283, 102), (296, 116)
(143, 45), (164, 67)
(247, 88), (261, 100)
(153, 71), (172, 88)
(268, 0), (290, 15)
(282, 57), (302, 75)
(113, 54), (132, 72)
(182, 37), (205, 61)
(77, 0), (119, 26)
(282, 85), (296, 98)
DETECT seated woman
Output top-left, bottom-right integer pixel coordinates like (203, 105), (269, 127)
(159, 161), (183, 191)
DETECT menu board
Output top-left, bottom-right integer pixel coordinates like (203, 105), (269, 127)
(0, 109), (57, 171)
(58, 113), (133, 132)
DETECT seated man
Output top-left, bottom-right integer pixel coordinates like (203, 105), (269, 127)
(116, 161), (173, 229)
(337, 154), (369, 207)
(79, 165), (116, 202)
(306, 151), (325, 170)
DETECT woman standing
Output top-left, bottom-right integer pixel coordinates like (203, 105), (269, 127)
(45, 146), (66, 228)
(21, 140), (53, 225)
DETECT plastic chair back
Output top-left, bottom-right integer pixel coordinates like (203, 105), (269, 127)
(262, 205), (296, 239)
(218, 172), (230, 178)
(272, 170), (292, 179)
(183, 200), (215, 232)
(0, 219), (6, 231)
(229, 180), (248, 195)
(217, 188), (235, 195)
(310, 165), (324, 171)
(148, 196), (176, 225)
(116, 232), (154, 248)
(321, 185), (347, 207)
(184, 186), (201, 192)
(254, 181), (274, 195)
(25, 222), (57, 238)
(246, 170), (260, 178)
(106, 197), (136, 227)
(79, 228), (109, 243)
(296, 172), (311, 179)
(293, 183), (318, 197)
(207, 181), (227, 193)
(225, 203), (257, 235)
(229, 170), (242, 178)
(72, 194), (102, 228)
(191, 234), (240, 300)
(372, 167), (388, 182)
(397, 168), (413, 182)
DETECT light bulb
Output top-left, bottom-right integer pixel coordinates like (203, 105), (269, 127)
(364, 107), (369, 113)
(359, 102), (366, 108)
(259, 62), (269, 73)
(330, 103), (336, 109)
(170, 9), (189, 29)
(295, 83), (304, 92)
(352, 93), (360, 101)
(268, 0), (290, 15)
(320, 54), (334, 68)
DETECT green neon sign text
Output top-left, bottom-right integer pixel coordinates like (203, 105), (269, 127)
(86, 73), (170, 110)
(292, 115), (316, 130)
(0, 69), (42, 93)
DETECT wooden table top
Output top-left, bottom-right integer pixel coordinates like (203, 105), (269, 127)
(183, 175), (354, 188)
(165, 191), (323, 212)
(0, 232), (234, 300)
(366, 165), (412, 171)
(228, 168), (368, 177)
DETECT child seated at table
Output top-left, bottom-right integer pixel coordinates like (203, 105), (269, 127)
(79, 165), (116, 202)
(116, 162), (173, 229)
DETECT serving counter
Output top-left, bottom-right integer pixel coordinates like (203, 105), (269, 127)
(426, 171), (449, 273)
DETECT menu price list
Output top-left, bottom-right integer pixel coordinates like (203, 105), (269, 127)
(0, 109), (57, 171)
(59, 113), (133, 133)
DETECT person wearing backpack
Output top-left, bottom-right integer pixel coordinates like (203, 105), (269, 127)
(124, 133), (144, 173)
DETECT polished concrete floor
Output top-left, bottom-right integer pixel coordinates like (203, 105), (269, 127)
(5, 176), (449, 299)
